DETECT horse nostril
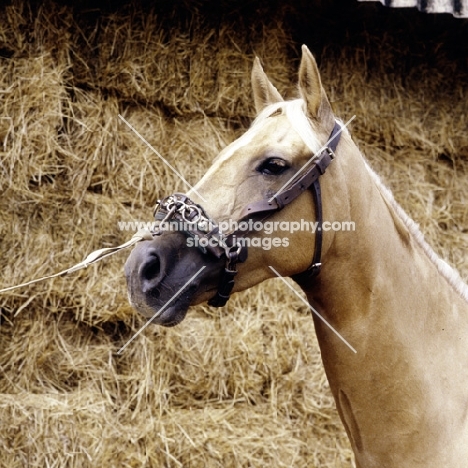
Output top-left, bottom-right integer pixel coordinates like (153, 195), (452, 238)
(140, 253), (162, 299)
(141, 253), (161, 282)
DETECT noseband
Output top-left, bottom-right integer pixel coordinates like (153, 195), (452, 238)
(152, 121), (342, 307)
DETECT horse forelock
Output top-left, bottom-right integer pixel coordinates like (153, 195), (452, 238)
(252, 99), (323, 154)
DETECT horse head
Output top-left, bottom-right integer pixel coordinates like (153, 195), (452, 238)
(124, 45), (344, 326)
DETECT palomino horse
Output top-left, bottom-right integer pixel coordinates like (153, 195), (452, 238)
(125, 45), (468, 467)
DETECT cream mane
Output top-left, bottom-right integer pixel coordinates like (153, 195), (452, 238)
(365, 161), (468, 303)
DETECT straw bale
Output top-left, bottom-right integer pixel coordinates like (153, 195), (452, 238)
(0, 1), (467, 467)
(73, 7), (293, 119)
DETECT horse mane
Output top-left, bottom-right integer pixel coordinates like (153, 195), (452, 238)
(365, 162), (468, 303)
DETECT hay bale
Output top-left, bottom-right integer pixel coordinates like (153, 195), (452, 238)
(72, 7), (293, 119)
(0, 1), (467, 467)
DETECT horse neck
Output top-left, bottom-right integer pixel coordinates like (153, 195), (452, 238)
(306, 134), (468, 333)
(302, 136), (468, 465)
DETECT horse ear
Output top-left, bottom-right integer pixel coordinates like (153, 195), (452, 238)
(298, 45), (332, 121)
(251, 57), (284, 114)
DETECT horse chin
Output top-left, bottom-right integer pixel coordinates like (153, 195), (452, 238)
(130, 288), (194, 327)
(151, 304), (189, 327)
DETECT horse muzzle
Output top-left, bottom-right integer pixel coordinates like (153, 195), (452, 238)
(124, 232), (217, 326)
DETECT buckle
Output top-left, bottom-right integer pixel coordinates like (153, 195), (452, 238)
(325, 147), (335, 159)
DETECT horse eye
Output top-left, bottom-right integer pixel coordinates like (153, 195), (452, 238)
(257, 158), (289, 176)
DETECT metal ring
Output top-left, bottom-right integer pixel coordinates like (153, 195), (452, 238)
(181, 205), (202, 222)
(164, 199), (176, 211)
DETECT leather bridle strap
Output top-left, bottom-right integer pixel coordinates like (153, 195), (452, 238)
(236, 121), (341, 222)
(207, 182), (327, 307)
(290, 178), (323, 282)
